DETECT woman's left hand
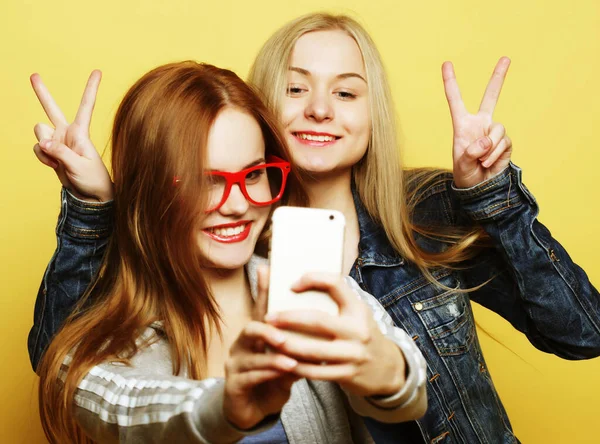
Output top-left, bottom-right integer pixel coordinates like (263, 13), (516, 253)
(442, 57), (513, 188)
(264, 272), (406, 398)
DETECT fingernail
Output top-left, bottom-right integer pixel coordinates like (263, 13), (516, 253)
(281, 357), (297, 369)
(265, 313), (277, 323)
(478, 138), (491, 150)
(40, 139), (52, 149)
(272, 331), (286, 344)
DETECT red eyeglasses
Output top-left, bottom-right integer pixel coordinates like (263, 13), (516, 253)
(174, 156), (290, 213)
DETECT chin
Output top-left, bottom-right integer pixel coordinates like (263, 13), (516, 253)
(210, 257), (251, 270)
(204, 253), (253, 271)
(301, 159), (353, 178)
(199, 242), (255, 270)
(292, 153), (333, 173)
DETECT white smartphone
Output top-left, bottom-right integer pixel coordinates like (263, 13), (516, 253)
(268, 206), (345, 317)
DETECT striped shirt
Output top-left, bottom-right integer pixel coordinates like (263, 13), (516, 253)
(66, 256), (427, 443)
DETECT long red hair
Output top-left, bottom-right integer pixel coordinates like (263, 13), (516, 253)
(37, 61), (307, 443)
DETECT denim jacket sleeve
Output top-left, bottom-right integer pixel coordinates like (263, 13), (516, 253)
(452, 162), (600, 359)
(28, 188), (113, 372)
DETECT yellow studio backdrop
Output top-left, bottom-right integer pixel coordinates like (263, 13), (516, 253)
(1, 0), (598, 442)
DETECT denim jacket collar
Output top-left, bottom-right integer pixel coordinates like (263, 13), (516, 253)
(352, 185), (405, 268)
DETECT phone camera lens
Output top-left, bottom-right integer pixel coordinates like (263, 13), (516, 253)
(329, 215), (335, 220)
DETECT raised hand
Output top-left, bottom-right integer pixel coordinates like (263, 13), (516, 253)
(31, 71), (113, 201)
(265, 273), (406, 398)
(442, 57), (513, 188)
(222, 266), (300, 430)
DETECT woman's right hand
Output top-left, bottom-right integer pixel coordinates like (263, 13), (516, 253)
(265, 273), (407, 398)
(442, 57), (513, 188)
(222, 266), (300, 430)
(30, 71), (113, 202)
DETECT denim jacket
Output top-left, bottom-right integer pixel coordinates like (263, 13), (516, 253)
(29, 163), (600, 443)
(353, 163), (600, 443)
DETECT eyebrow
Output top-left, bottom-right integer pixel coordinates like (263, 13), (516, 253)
(207, 157), (266, 172)
(289, 66), (367, 83)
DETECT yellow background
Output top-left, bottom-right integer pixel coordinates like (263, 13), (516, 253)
(1, 0), (599, 442)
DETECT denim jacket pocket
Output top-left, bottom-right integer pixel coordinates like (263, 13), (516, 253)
(411, 281), (475, 357)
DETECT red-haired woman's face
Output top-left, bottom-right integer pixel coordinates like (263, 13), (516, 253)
(197, 108), (272, 269)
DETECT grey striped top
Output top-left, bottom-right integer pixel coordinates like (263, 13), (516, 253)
(69, 256), (427, 443)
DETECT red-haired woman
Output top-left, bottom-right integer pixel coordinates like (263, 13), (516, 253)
(33, 62), (426, 443)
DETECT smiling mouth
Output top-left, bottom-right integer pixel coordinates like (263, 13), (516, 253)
(203, 222), (252, 243)
(292, 132), (341, 145)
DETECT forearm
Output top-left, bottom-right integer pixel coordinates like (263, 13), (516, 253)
(343, 277), (428, 422)
(457, 163), (600, 358)
(73, 364), (258, 443)
(68, 332), (281, 444)
(345, 333), (427, 423)
(28, 188), (114, 371)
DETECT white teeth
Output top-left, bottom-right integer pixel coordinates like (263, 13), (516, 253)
(297, 133), (335, 142)
(211, 224), (246, 237)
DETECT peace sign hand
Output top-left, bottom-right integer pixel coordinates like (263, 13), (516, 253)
(31, 71), (113, 202)
(442, 57), (513, 189)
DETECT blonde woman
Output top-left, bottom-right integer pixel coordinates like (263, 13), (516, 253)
(29, 13), (599, 444)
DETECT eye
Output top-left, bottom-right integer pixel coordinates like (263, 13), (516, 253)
(246, 168), (265, 183)
(334, 90), (357, 100)
(286, 85), (307, 96)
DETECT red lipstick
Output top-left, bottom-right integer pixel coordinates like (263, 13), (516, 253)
(203, 221), (252, 244)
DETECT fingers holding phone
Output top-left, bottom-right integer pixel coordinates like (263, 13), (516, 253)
(223, 319), (299, 430)
(266, 207), (407, 398)
(265, 273), (407, 397)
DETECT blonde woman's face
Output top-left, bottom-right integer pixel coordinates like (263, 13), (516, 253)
(282, 30), (371, 176)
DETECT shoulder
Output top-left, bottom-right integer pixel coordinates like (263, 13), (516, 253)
(129, 326), (174, 373)
(84, 326), (175, 377)
(403, 168), (466, 227)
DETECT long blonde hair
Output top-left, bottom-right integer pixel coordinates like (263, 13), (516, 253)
(248, 13), (487, 276)
(37, 61), (307, 444)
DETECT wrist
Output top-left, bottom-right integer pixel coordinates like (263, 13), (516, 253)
(67, 187), (95, 203)
(224, 412), (263, 432)
(452, 162), (535, 222)
(452, 165), (510, 192)
(373, 342), (406, 397)
(67, 185), (114, 203)
(95, 188), (114, 202)
(222, 394), (263, 431)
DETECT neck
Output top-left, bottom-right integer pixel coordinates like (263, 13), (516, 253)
(204, 266), (253, 315)
(202, 264), (254, 378)
(305, 169), (360, 274)
(305, 168), (354, 212)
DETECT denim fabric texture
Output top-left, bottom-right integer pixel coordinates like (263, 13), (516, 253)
(28, 189), (112, 369)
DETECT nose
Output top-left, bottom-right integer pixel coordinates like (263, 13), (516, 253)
(218, 183), (250, 216)
(304, 89), (334, 122)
